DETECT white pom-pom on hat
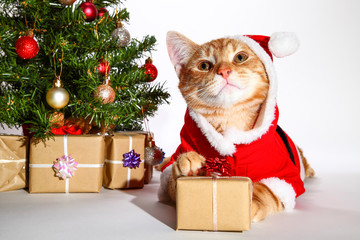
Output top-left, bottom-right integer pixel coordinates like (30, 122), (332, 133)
(268, 32), (299, 58)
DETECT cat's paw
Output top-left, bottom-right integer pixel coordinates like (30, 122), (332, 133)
(172, 151), (206, 178)
(168, 152), (206, 202)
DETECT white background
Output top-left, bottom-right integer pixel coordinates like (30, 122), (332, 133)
(1, 1), (360, 239)
(2, 0), (360, 175)
(127, 0), (360, 175)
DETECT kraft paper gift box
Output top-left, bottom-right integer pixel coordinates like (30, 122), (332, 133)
(144, 162), (153, 184)
(103, 132), (145, 189)
(119, 131), (153, 184)
(0, 135), (28, 192)
(29, 135), (105, 193)
(176, 176), (252, 232)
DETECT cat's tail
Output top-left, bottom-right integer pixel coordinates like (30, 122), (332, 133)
(298, 147), (315, 178)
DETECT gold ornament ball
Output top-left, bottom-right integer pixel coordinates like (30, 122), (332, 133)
(58, 0), (76, 5)
(94, 84), (115, 104)
(46, 87), (70, 109)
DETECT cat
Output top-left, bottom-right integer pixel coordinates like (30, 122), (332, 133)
(158, 31), (315, 222)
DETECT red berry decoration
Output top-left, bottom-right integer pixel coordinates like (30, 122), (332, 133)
(98, 58), (110, 76)
(79, 1), (98, 22)
(98, 7), (108, 18)
(15, 32), (39, 60)
(143, 58), (158, 82)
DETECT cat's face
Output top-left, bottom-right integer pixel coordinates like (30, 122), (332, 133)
(167, 32), (269, 109)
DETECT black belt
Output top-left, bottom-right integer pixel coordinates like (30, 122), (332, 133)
(276, 125), (296, 166)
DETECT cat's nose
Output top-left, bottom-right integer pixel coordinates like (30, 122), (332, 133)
(217, 68), (231, 79)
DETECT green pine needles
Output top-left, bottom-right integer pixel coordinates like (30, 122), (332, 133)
(0, 0), (170, 139)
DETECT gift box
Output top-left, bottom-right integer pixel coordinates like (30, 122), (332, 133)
(103, 132), (145, 189)
(144, 163), (153, 184)
(176, 176), (252, 232)
(0, 135), (28, 192)
(29, 135), (105, 193)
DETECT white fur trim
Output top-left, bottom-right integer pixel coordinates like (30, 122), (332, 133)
(158, 166), (172, 202)
(297, 147), (306, 181)
(189, 109), (236, 156)
(188, 35), (278, 155)
(269, 32), (299, 58)
(260, 177), (296, 211)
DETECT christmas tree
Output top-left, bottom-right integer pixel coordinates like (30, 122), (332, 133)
(0, 0), (169, 139)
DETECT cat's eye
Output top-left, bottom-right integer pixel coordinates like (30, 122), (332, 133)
(197, 61), (213, 71)
(233, 52), (248, 63)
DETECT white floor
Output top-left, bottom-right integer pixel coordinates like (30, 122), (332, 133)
(0, 170), (359, 240)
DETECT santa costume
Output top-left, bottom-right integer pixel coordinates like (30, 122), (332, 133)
(160, 33), (305, 210)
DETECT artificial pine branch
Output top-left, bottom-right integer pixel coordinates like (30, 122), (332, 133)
(0, 0), (169, 138)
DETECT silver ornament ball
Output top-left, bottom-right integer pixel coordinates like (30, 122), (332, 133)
(111, 21), (130, 47)
(145, 146), (164, 165)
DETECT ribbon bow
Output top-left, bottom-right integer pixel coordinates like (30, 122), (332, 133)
(53, 154), (78, 179)
(123, 149), (141, 169)
(201, 157), (232, 176)
(51, 126), (82, 135)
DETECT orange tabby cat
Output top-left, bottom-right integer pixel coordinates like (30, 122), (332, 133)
(159, 31), (315, 222)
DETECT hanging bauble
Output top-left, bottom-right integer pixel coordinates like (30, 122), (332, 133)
(79, 1), (98, 22)
(15, 31), (39, 60)
(46, 77), (70, 109)
(98, 58), (110, 76)
(94, 78), (115, 104)
(111, 20), (130, 47)
(58, 0), (76, 5)
(144, 136), (165, 165)
(49, 111), (65, 128)
(98, 7), (108, 18)
(143, 58), (158, 82)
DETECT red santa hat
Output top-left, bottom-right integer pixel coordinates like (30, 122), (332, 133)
(245, 33), (300, 60)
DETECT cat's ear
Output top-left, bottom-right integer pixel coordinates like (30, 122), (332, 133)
(166, 31), (198, 76)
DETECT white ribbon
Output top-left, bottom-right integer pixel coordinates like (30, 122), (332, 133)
(126, 135), (132, 188)
(63, 135), (69, 193)
(0, 159), (26, 163)
(212, 177), (218, 231)
(104, 160), (144, 165)
(30, 164), (104, 168)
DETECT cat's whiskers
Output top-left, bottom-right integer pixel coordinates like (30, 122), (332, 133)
(183, 86), (208, 100)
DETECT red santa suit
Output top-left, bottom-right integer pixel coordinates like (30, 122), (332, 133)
(159, 33), (305, 210)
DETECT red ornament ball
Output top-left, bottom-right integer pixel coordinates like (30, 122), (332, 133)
(98, 7), (108, 18)
(15, 36), (39, 60)
(144, 63), (158, 82)
(79, 2), (98, 22)
(98, 59), (110, 76)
